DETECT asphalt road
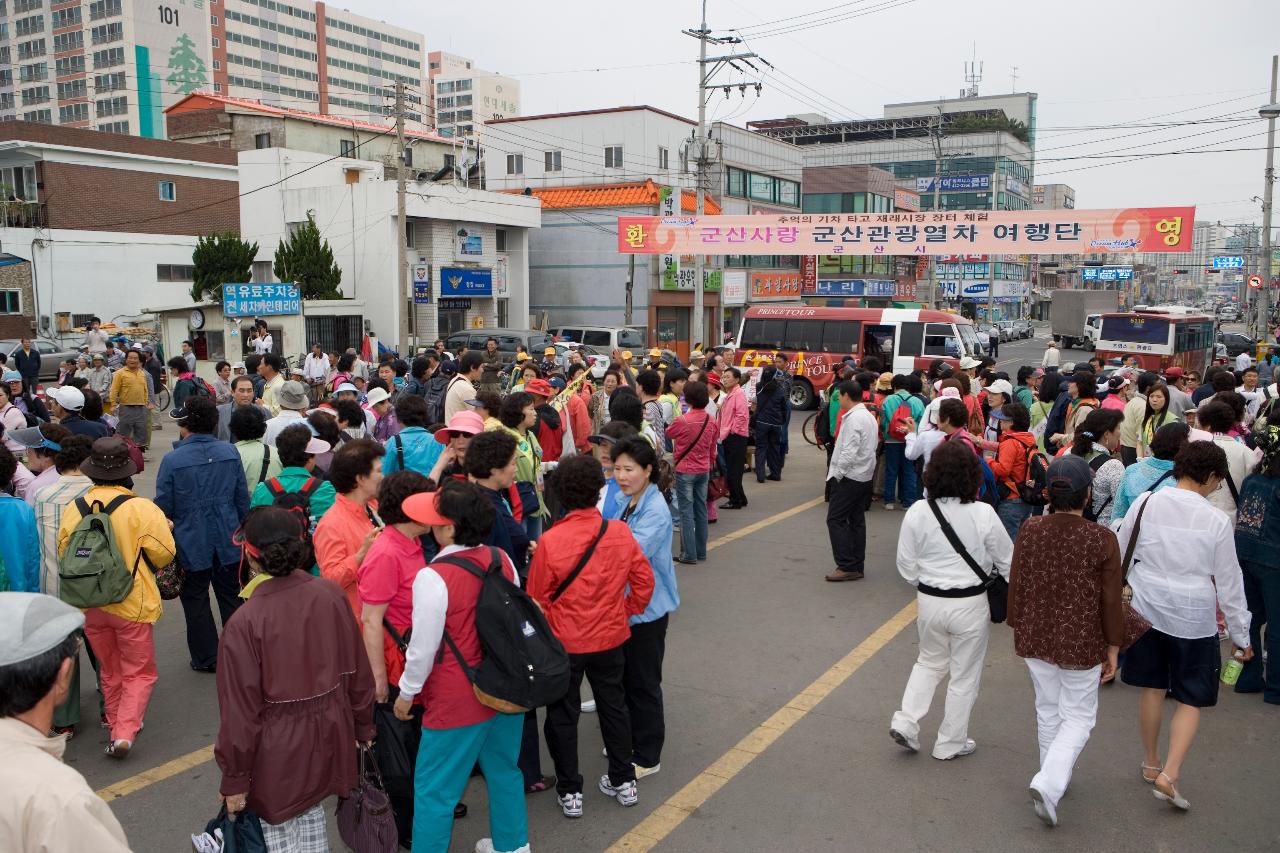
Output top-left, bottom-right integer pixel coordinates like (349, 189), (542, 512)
(70, 372), (1279, 853)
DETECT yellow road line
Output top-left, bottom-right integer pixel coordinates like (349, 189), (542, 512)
(94, 494), (831, 805)
(96, 744), (216, 802)
(605, 599), (919, 853)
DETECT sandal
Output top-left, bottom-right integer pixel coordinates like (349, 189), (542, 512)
(1152, 771), (1190, 811)
(1140, 763), (1162, 784)
(525, 774), (556, 794)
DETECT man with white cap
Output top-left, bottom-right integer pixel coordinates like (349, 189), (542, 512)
(263, 379), (311, 447)
(0, 593), (133, 851)
(48, 385), (109, 439)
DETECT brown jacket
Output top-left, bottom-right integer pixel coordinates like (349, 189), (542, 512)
(1008, 512), (1124, 669)
(215, 571), (375, 824)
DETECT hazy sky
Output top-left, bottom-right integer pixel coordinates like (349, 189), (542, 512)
(352, 0), (1278, 227)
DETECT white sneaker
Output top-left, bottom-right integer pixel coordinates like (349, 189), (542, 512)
(476, 840), (532, 853)
(581, 699), (597, 713)
(634, 763), (661, 780)
(934, 739), (977, 760)
(889, 728), (919, 753)
(598, 774), (638, 807)
(884, 502), (897, 510)
(558, 792), (583, 819)
(1029, 786), (1058, 828)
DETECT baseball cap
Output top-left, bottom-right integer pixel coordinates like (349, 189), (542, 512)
(334, 382), (359, 395)
(1047, 454), (1093, 495)
(549, 376), (567, 390)
(48, 385), (85, 411)
(1107, 374), (1130, 391)
(621, 351), (634, 362)
(987, 379), (1014, 397)
(364, 387), (391, 406)
(1032, 368), (1045, 378)
(434, 410), (485, 445)
(706, 371), (722, 388)
(402, 491), (451, 527)
(0, 592), (85, 667)
(525, 378), (554, 398)
(1, 370), (21, 383)
(543, 346), (557, 356)
(1164, 366), (1185, 379)
(232, 361), (246, 370)
(515, 352), (530, 362)
(303, 435), (331, 455)
(959, 356), (981, 370)
(586, 434), (617, 447)
(92, 352), (105, 362)
(648, 348), (662, 358)
(991, 408), (1014, 422)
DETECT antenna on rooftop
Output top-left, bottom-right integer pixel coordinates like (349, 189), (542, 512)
(962, 45), (983, 99)
(1010, 66), (1019, 92)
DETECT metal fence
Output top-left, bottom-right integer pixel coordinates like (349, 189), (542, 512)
(305, 315), (363, 358)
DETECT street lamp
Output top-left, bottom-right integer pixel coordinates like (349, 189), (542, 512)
(1255, 57), (1277, 340)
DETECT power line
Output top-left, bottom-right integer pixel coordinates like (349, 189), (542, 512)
(737, 0), (920, 39)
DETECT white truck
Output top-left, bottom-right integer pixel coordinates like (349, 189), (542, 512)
(1050, 289), (1120, 350)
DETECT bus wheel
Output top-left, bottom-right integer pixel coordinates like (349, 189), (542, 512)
(789, 379), (815, 410)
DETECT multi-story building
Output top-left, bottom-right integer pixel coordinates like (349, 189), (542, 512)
(0, 0), (428, 138)
(750, 92), (1039, 320)
(0, 120), (238, 335)
(434, 66), (519, 139)
(426, 50), (470, 131)
(482, 105), (723, 355)
(1033, 183), (1075, 210)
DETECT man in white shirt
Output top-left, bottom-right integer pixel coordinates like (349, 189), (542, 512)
(825, 379), (878, 582)
(1235, 349), (1254, 373)
(444, 352), (484, 423)
(250, 323), (273, 356)
(302, 342), (330, 404)
(1041, 340), (1061, 370)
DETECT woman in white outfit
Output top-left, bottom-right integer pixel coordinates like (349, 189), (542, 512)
(890, 440), (1013, 760)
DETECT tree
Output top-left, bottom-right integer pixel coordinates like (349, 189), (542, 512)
(166, 33), (208, 95)
(274, 214), (343, 299)
(947, 114), (1029, 144)
(191, 232), (259, 303)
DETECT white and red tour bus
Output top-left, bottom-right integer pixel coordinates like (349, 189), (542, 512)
(1093, 309), (1215, 375)
(734, 304), (983, 408)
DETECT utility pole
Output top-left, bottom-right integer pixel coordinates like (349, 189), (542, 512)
(686, 4), (757, 352)
(1258, 54), (1278, 340)
(930, 106), (944, 311)
(625, 254), (635, 326)
(394, 80), (411, 356)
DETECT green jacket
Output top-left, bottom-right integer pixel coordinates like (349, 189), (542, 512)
(880, 390), (925, 440)
(250, 466), (337, 521)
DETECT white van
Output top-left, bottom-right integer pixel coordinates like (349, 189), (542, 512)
(548, 326), (647, 353)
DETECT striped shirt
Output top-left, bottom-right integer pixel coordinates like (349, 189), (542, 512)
(33, 474), (92, 596)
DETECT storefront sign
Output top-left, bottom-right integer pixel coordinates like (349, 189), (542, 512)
(722, 270), (747, 306)
(222, 283), (300, 317)
(493, 256), (509, 297)
(439, 267), (493, 297)
(662, 265), (722, 291)
(915, 175), (992, 193)
(800, 255), (817, 293)
(440, 297), (472, 310)
(750, 271), (802, 300)
(412, 263), (431, 304)
(894, 188), (920, 212)
(896, 280), (916, 300)
(1006, 177), (1026, 197)
(938, 281), (1029, 301)
(617, 207), (1196, 256)
(812, 279), (896, 298)
(659, 187), (679, 290)
(455, 227), (483, 260)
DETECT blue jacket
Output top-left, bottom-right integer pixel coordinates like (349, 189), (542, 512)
(382, 426), (444, 477)
(154, 433), (249, 571)
(0, 494), (39, 591)
(480, 484), (530, 576)
(59, 414), (110, 440)
(1236, 473), (1280, 570)
(606, 483), (678, 625)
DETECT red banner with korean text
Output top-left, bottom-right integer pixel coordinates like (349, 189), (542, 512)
(617, 207), (1195, 256)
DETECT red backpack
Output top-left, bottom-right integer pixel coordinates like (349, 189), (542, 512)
(887, 395), (913, 441)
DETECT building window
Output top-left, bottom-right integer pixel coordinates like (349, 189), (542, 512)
(496, 229), (506, 251)
(506, 153), (523, 175)
(57, 79), (85, 100)
(21, 109), (50, 123)
(156, 264), (194, 281)
(210, 15), (218, 25)
(159, 180), (176, 202)
(339, 139), (355, 157)
(604, 145), (623, 168)
(544, 150), (561, 172)
(94, 95), (126, 117)
(21, 86), (49, 105)
(56, 55), (86, 76)
(658, 146), (669, 170)
(212, 59), (220, 70)
(58, 102), (88, 122)
(88, 0), (122, 19)
(52, 31), (82, 52)
(402, 146), (412, 168)
(212, 37), (219, 47)
(254, 132), (271, 149)
(90, 22), (123, 44)
(97, 120), (128, 133)
(0, 290), (20, 314)
(213, 82), (222, 92)
(92, 47), (124, 68)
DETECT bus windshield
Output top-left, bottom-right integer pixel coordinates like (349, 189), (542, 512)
(1100, 315), (1170, 346)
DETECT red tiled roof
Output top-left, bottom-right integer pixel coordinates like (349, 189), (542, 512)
(487, 105), (694, 126)
(511, 179), (721, 214)
(164, 92), (456, 144)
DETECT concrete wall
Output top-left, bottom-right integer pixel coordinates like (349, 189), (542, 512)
(528, 208), (653, 327)
(0, 258), (35, 338)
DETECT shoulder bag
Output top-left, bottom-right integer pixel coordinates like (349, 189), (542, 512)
(336, 745), (397, 853)
(1118, 494), (1155, 651)
(926, 499), (1009, 624)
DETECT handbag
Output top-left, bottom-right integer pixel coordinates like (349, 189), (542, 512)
(926, 499), (1009, 624)
(337, 746), (398, 853)
(1118, 494), (1155, 651)
(707, 474), (729, 501)
(371, 620), (422, 801)
(141, 551), (184, 600)
(201, 805), (267, 853)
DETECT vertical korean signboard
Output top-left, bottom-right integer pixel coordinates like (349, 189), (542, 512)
(135, 0), (213, 138)
(658, 186), (679, 290)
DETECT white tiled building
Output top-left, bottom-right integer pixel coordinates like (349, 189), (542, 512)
(433, 67), (519, 138)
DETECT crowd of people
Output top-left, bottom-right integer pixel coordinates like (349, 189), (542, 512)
(819, 346), (1271, 829)
(0, 331), (801, 853)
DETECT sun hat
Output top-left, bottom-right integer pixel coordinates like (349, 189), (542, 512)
(92, 353), (105, 362)
(8, 424), (61, 452)
(959, 356), (981, 370)
(434, 410), (485, 444)
(1108, 374), (1130, 391)
(0, 593), (85, 667)
(365, 387), (391, 406)
(2, 370), (21, 383)
(80, 436), (139, 481)
(334, 382), (359, 395)
(986, 379), (1014, 397)
(48, 385), (85, 412)
(402, 491), (451, 527)
(277, 381), (310, 411)
(232, 361), (246, 370)
(875, 372), (893, 391)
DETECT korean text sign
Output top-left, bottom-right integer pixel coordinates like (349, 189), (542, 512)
(616, 207), (1196, 256)
(223, 283), (301, 317)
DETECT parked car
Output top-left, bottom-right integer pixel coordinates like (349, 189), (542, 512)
(1013, 319), (1033, 339)
(1218, 331), (1254, 358)
(443, 328), (555, 364)
(556, 342), (611, 379)
(980, 324), (1006, 344)
(0, 337), (80, 382)
(996, 321), (1020, 341)
(548, 325), (647, 353)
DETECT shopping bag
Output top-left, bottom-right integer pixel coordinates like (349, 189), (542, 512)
(195, 805), (267, 853)
(372, 696), (421, 800)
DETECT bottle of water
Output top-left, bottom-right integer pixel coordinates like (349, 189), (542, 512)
(1221, 650), (1245, 686)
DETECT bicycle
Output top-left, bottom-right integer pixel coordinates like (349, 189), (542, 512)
(802, 411), (823, 447)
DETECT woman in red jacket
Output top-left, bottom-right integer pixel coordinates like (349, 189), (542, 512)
(526, 454), (655, 820)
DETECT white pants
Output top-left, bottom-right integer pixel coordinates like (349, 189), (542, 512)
(890, 593), (990, 759)
(1025, 658), (1101, 808)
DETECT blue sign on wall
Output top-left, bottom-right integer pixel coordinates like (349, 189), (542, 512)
(915, 175), (991, 193)
(1212, 256), (1245, 269)
(813, 279), (896, 297)
(1081, 266), (1134, 282)
(439, 267), (493, 297)
(223, 283), (301, 317)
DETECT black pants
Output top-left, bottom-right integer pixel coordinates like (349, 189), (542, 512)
(988, 337), (999, 357)
(722, 433), (749, 506)
(518, 709), (544, 787)
(824, 444), (835, 500)
(179, 560), (243, 669)
(544, 645), (633, 795)
(755, 423), (783, 481)
(827, 477), (872, 573)
(623, 615), (669, 767)
(1120, 445), (1137, 467)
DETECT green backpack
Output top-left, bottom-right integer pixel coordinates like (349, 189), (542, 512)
(58, 495), (137, 609)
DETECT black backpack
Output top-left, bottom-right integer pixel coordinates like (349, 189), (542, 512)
(435, 544), (573, 714)
(423, 375), (450, 425)
(265, 476), (322, 536)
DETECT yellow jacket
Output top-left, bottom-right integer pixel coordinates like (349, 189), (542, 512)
(57, 485), (177, 623)
(109, 366), (149, 408)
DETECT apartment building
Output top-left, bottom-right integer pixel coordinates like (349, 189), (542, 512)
(434, 65), (519, 138)
(0, 0), (428, 139)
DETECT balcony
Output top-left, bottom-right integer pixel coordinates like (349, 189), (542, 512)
(0, 200), (46, 227)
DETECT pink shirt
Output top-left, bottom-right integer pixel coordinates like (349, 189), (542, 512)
(357, 524), (424, 628)
(1101, 395), (1127, 412)
(667, 409), (719, 474)
(718, 385), (749, 441)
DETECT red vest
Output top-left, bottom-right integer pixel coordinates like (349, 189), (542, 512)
(421, 546), (511, 730)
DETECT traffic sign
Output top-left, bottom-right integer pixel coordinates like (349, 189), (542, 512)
(1248, 275), (1263, 289)
(1213, 256), (1245, 269)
